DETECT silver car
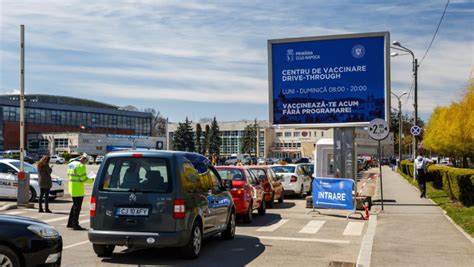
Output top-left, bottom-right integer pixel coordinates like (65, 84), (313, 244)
(0, 159), (64, 201)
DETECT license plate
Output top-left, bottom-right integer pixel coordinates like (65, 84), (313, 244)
(116, 207), (149, 216)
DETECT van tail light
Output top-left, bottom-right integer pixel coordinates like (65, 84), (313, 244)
(90, 197), (97, 217)
(290, 175), (298, 183)
(173, 199), (186, 219)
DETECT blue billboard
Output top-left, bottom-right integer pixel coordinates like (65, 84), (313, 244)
(268, 32), (390, 126)
(312, 177), (354, 210)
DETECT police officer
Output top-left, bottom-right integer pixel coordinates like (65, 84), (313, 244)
(67, 156), (93, 230)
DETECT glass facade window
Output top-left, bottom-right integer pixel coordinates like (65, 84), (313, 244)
(0, 105), (152, 136)
(293, 132), (300, 137)
(276, 132), (282, 137)
(54, 138), (69, 148)
(284, 132), (291, 137)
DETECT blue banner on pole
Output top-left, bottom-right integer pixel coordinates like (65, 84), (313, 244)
(268, 32), (389, 126)
(312, 177), (354, 210)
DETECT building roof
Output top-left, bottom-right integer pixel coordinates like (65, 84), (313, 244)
(0, 94), (151, 118)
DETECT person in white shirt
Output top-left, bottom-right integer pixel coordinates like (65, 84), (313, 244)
(414, 155), (432, 198)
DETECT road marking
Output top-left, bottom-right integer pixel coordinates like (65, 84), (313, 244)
(61, 219), (89, 226)
(343, 221), (365, 236)
(4, 211), (25, 215)
(43, 214), (87, 223)
(298, 220), (325, 234)
(255, 236), (350, 244)
(256, 219), (289, 232)
(356, 215), (377, 267)
(63, 240), (90, 250)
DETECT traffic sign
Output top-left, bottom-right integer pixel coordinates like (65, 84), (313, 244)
(17, 171), (26, 180)
(368, 118), (389, 140)
(410, 125), (422, 136)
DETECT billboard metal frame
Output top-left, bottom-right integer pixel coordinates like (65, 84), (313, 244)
(268, 31), (391, 128)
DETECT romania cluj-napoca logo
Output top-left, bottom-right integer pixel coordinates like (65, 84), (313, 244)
(286, 49), (294, 61)
(352, 44), (365, 59)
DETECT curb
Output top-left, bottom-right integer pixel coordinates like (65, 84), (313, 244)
(0, 203), (18, 212)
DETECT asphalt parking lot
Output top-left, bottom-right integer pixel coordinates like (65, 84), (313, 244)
(0, 163), (369, 266)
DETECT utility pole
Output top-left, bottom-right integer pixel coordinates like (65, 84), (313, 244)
(18, 25), (31, 207)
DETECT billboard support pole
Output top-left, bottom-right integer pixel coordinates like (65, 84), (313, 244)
(378, 140), (384, 211)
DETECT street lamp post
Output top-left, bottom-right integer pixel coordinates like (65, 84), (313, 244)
(391, 91), (408, 164)
(391, 41), (418, 180)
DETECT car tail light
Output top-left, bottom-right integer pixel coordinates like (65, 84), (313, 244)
(132, 153), (143, 158)
(291, 175), (297, 183)
(231, 188), (245, 196)
(90, 197), (97, 217)
(173, 199), (186, 219)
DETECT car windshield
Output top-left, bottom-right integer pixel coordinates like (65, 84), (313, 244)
(217, 169), (244, 181)
(9, 161), (38, 174)
(99, 157), (171, 193)
(271, 166), (295, 173)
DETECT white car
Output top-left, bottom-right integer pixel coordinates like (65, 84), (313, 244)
(271, 164), (311, 198)
(0, 159), (64, 201)
(95, 155), (104, 164)
(49, 155), (65, 164)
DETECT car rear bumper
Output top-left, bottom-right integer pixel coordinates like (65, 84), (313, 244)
(283, 183), (300, 194)
(233, 198), (249, 214)
(88, 229), (189, 248)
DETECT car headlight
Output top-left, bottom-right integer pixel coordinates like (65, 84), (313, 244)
(27, 224), (60, 239)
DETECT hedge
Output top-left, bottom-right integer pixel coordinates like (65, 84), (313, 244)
(399, 160), (474, 207)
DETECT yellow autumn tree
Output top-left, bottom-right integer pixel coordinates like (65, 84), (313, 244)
(424, 85), (474, 166)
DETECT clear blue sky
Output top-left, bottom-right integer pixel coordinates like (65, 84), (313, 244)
(1, 0), (472, 123)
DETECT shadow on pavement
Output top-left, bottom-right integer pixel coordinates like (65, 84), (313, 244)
(237, 213), (282, 227)
(101, 235), (265, 266)
(271, 201), (296, 209)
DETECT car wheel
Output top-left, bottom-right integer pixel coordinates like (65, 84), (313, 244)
(258, 199), (266, 216)
(92, 244), (115, 257)
(0, 245), (21, 267)
(299, 185), (305, 199)
(221, 211), (236, 240)
(243, 203), (253, 223)
(266, 193), (275, 208)
(29, 187), (37, 202)
(56, 160), (61, 164)
(181, 221), (202, 259)
(278, 192), (284, 203)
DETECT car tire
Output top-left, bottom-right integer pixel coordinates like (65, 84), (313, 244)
(92, 244), (115, 257)
(56, 160), (61, 164)
(0, 245), (21, 267)
(221, 211), (236, 240)
(278, 192), (284, 203)
(29, 187), (37, 202)
(181, 221), (202, 259)
(258, 199), (266, 216)
(243, 203), (253, 223)
(266, 193), (275, 208)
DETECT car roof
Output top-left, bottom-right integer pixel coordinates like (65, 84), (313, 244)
(0, 158), (17, 164)
(215, 165), (249, 170)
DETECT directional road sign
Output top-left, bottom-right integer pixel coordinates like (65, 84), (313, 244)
(368, 118), (389, 140)
(410, 125), (422, 136)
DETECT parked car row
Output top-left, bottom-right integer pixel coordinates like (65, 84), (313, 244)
(0, 159), (64, 201)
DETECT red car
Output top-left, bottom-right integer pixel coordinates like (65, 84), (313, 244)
(216, 166), (266, 223)
(248, 166), (284, 208)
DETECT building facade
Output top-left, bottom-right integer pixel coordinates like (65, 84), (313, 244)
(27, 132), (166, 156)
(1, 94), (153, 151)
(167, 120), (394, 158)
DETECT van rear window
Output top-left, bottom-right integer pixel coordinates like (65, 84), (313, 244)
(99, 157), (171, 193)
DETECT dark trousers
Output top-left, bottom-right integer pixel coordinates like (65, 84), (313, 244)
(417, 169), (427, 198)
(39, 188), (50, 211)
(67, 196), (84, 227)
